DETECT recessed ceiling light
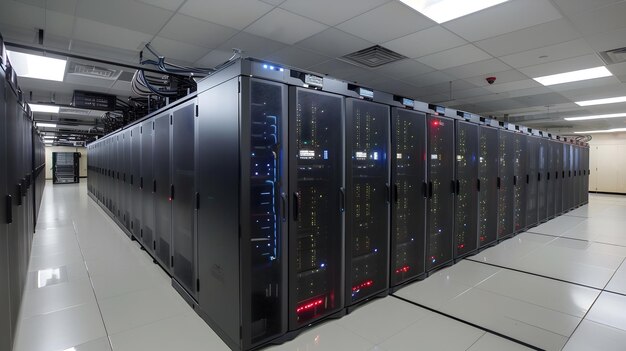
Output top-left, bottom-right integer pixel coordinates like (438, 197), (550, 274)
(575, 96), (626, 107)
(575, 128), (626, 134)
(37, 122), (57, 128)
(44, 140), (54, 144)
(29, 104), (60, 113)
(6, 51), (66, 81)
(398, 0), (508, 23)
(43, 136), (56, 139)
(533, 66), (612, 86)
(564, 112), (626, 121)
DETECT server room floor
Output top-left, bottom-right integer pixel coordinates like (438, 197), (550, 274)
(12, 181), (626, 351)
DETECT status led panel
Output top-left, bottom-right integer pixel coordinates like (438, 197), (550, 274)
(345, 98), (390, 305)
(546, 140), (555, 219)
(390, 108), (426, 287)
(497, 130), (515, 239)
(454, 121), (478, 258)
(289, 88), (344, 328)
(513, 133), (526, 232)
(478, 126), (498, 248)
(426, 115), (455, 271)
(140, 120), (155, 255)
(537, 139), (548, 222)
(154, 114), (172, 271)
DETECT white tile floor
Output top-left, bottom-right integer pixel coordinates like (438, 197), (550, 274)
(12, 182), (626, 351)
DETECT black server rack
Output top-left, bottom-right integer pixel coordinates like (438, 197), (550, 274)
(0, 63), (9, 351)
(153, 113), (172, 271)
(426, 115), (455, 271)
(345, 98), (390, 305)
(288, 87), (344, 329)
(582, 146), (589, 204)
(497, 129), (515, 240)
(454, 121), (478, 258)
(122, 130), (131, 231)
(116, 134), (122, 221)
(567, 143), (574, 210)
(130, 125), (141, 238)
(546, 139), (555, 219)
(554, 140), (563, 215)
(573, 145), (580, 206)
(526, 135), (538, 227)
(171, 100), (197, 297)
(513, 132), (526, 232)
(52, 152), (79, 184)
(562, 142), (570, 211)
(537, 138), (548, 222)
(141, 119), (155, 255)
(478, 125), (498, 248)
(390, 108), (426, 287)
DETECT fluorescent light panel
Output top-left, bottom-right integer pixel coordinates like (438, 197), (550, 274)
(564, 113), (626, 121)
(43, 136), (56, 139)
(575, 128), (626, 134)
(533, 66), (612, 86)
(398, 0), (508, 23)
(6, 51), (66, 82)
(29, 104), (59, 113)
(575, 96), (626, 106)
(37, 122), (57, 128)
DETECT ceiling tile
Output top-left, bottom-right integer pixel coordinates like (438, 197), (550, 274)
(263, 47), (329, 69)
(499, 39), (595, 68)
(307, 59), (367, 82)
(44, 0), (77, 15)
(45, 10), (74, 38)
(372, 79), (423, 98)
(519, 54), (607, 78)
(383, 26), (466, 59)
(158, 14), (237, 49)
(401, 70), (455, 88)
(552, 0), (623, 16)
(217, 32), (286, 58)
(584, 27), (626, 53)
(136, 0), (185, 11)
(279, 0), (389, 26)
(70, 39), (141, 65)
(475, 19), (581, 57)
(556, 82), (626, 100)
(484, 79), (542, 93)
(73, 17), (152, 52)
(443, 58), (511, 79)
(296, 28), (372, 58)
(464, 69), (530, 87)
(244, 8), (327, 45)
(337, 1), (434, 43)
(568, 1), (626, 35)
(417, 44), (492, 70)
(372, 59), (434, 79)
(76, 0), (173, 35)
(513, 92), (572, 107)
(547, 76), (622, 92)
(260, 0), (283, 5)
(450, 87), (492, 100)
(443, 0), (562, 42)
(0, 1), (45, 31)
(179, 0), (273, 30)
(194, 49), (238, 67)
(149, 36), (209, 63)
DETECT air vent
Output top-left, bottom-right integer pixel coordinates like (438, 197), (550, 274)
(599, 47), (626, 65)
(341, 45), (406, 68)
(67, 61), (121, 80)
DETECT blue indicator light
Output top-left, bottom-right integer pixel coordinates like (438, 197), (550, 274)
(263, 64), (268, 69)
(269, 65), (274, 70)
(279, 68), (284, 72)
(323, 150), (329, 160)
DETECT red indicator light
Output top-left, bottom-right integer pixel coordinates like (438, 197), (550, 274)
(296, 298), (324, 314)
(458, 244), (465, 249)
(168, 197), (172, 202)
(352, 280), (374, 292)
(395, 265), (410, 274)
(432, 120), (440, 126)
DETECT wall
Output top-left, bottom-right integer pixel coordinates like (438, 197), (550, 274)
(44, 146), (88, 180)
(588, 132), (626, 194)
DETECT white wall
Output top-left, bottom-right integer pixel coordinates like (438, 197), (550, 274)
(45, 146), (88, 180)
(588, 132), (626, 194)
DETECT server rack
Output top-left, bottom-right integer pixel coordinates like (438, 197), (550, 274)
(390, 108), (426, 287)
(554, 139), (563, 215)
(454, 120), (478, 258)
(153, 113), (172, 271)
(426, 115), (455, 271)
(563, 142), (570, 211)
(573, 145), (580, 207)
(141, 119), (155, 255)
(345, 98), (390, 305)
(497, 129), (515, 240)
(478, 125), (498, 249)
(52, 152), (79, 184)
(513, 132), (526, 232)
(130, 125), (141, 238)
(0, 62), (9, 350)
(526, 135), (538, 227)
(546, 139), (555, 219)
(582, 146), (589, 204)
(122, 129), (131, 231)
(537, 138), (548, 222)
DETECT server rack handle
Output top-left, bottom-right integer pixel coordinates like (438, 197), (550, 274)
(562, 171), (565, 178)
(140, 177), (143, 189)
(497, 177), (501, 189)
(455, 180), (460, 195)
(422, 182), (428, 198)
(153, 179), (156, 193)
(428, 181), (433, 198)
(393, 184), (399, 204)
(339, 187), (345, 213)
(555, 171), (558, 179)
(476, 179), (481, 192)
(538, 173), (541, 182)
(293, 192), (301, 221)
(547, 172), (550, 180)
(5, 195), (12, 224)
(131, 175), (134, 185)
(526, 174), (529, 184)
(386, 183), (391, 203)
(513, 175), (517, 186)
(16, 184), (23, 206)
(169, 184), (174, 201)
(280, 193), (287, 221)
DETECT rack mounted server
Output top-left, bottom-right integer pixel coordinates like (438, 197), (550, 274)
(88, 58), (590, 351)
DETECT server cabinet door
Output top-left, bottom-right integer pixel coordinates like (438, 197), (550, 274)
(0, 71), (12, 350)
(390, 108), (426, 287)
(513, 133), (526, 232)
(563, 143), (569, 211)
(426, 115), (455, 271)
(546, 141), (555, 219)
(345, 98), (390, 304)
(574, 146), (581, 206)
(153, 114), (172, 270)
(537, 139), (548, 222)
(115, 134), (122, 219)
(568, 144), (574, 210)
(171, 101), (196, 297)
(288, 88), (344, 328)
(124, 130), (131, 230)
(131, 126), (142, 238)
(554, 142), (563, 215)
(525, 137), (537, 226)
(497, 130), (515, 239)
(454, 121), (478, 258)
(141, 120), (155, 254)
(478, 126), (498, 248)
(584, 148), (590, 203)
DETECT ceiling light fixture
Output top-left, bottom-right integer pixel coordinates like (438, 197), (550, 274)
(29, 104), (60, 113)
(575, 96), (626, 106)
(533, 66), (612, 86)
(564, 112), (626, 121)
(43, 136), (56, 139)
(37, 122), (57, 128)
(575, 128), (626, 134)
(6, 51), (67, 81)
(398, 0), (508, 23)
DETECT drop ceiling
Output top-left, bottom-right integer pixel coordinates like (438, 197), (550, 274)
(1, 0), (626, 134)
